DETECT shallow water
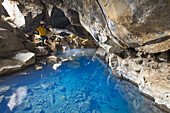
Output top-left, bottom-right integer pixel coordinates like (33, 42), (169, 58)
(0, 49), (164, 113)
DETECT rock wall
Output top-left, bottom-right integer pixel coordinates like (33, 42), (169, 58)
(95, 47), (170, 112)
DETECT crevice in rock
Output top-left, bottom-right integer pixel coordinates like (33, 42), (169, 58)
(95, 0), (127, 48)
(142, 36), (170, 46)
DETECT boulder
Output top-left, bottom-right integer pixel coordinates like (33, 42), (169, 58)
(34, 47), (49, 56)
(23, 41), (35, 52)
(0, 28), (25, 58)
(0, 49), (35, 75)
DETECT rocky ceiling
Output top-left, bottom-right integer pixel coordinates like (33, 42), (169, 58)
(0, 0), (170, 54)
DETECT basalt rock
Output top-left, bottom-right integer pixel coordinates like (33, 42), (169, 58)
(2, 0), (169, 54)
(0, 49), (35, 75)
(0, 27), (25, 58)
(96, 47), (170, 111)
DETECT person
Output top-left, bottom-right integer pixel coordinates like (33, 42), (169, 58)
(37, 24), (47, 46)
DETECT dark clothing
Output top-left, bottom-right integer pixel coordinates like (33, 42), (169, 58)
(40, 36), (46, 46)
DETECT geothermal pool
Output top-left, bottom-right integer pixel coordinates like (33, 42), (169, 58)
(0, 49), (164, 113)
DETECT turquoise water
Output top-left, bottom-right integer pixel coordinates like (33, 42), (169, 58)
(0, 49), (164, 113)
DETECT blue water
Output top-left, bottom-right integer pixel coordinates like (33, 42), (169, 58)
(0, 49), (164, 113)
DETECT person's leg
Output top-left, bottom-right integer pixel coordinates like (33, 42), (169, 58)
(41, 36), (45, 46)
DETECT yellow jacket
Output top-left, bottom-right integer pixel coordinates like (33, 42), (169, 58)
(37, 26), (46, 36)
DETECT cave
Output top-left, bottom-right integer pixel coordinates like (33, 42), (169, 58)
(0, 0), (170, 113)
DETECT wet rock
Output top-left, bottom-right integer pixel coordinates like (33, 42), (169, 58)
(59, 86), (66, 92)
(22, 103), (32, 111)
(52, 62), (62, 70)
(96, 48), (170, 111)
(0, 49), (35, 75)
(34, 47), (49, 56)
(66, 61), (80, 69)
(74, 99), (79, 103)
(0, 95), (5, 113)
(133, 99), (140, 110)
(79, 101), (91, 112)
(0, 86), (10, 94)
(47, 56), (61, 63)
(33, 86), (41, 90)
(0, 95), (5, 104)
(61, 96), (66, 100)
(50, 94), (55, 104)
(41, 83), (54, 90)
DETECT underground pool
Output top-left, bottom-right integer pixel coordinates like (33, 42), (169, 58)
(0, 49), (165, 113)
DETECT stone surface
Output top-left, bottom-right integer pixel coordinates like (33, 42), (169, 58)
(59, 86), (66, 92)
(0, 86), (10, 94)
(95, 47), (170, 111)
(0, 28), (25, 58)
(0, 49), (35, 75)
(34, 47), (49, 56)
(1, 0), (170, 53)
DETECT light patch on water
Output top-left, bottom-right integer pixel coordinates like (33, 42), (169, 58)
(7, 87), (27, 111)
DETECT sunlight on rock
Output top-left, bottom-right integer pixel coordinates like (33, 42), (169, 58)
(53, 62), (62, 70)
(2, 0), (25, 27)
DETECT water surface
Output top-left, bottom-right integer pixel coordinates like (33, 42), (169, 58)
(0, 49), (164, 113)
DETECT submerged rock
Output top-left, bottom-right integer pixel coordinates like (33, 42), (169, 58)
(0, 86), (10, 94)
(96, 47), (170, 111)
(79, 101), (91, 112)
(0, 49), (35, 75)
(59, 86), (66, 92)
(0, 95), (5, 104)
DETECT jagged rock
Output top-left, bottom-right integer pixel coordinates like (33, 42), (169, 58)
(0, 49), (35, 75)
(158, 52), (169, 62)
(34, 47), (49, 56)
(45, 6), (70, 29)
(96, 47), (170, 111)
